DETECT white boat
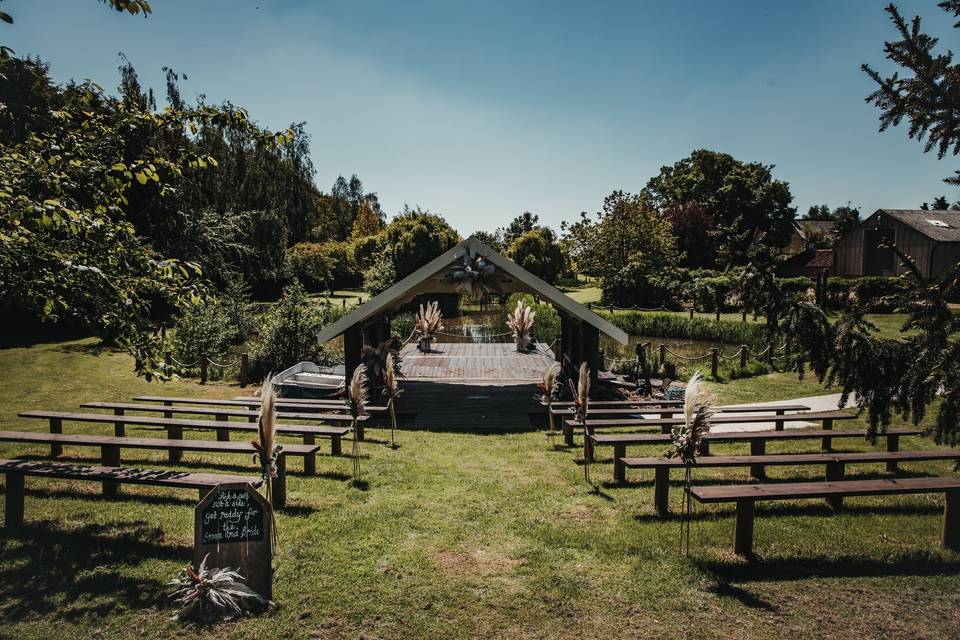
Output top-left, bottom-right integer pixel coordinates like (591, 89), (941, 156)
(271, 362), (345, 399)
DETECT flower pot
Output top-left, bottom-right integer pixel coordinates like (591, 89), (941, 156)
(418, 338), (433, 352)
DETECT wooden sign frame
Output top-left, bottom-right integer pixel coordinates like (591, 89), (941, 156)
(194, 483), (273, 599)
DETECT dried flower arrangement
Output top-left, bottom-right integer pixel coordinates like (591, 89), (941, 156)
(666, 371), (716, 554)
(382, 351), (402, 448)
(251, 376), (281, 506)
(346, 366), (369, 482)
(535, 362), (562, 444)
(169, 554), (272, 623)
(507, 299), (536, 352)
(567, 363), (593, 487)
(415, 301), (444, 351)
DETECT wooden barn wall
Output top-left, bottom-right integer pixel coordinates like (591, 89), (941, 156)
(833, 213), (950, 279)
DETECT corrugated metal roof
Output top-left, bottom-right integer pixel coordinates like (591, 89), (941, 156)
(875, 209), (960, 242)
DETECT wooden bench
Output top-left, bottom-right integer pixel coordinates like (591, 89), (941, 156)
(690, 476), (960, 556)
(17, 411), (349, 471)
(81, 401), (360, 426)
(593, 426), (922, 482)
(552, 403), (811, 418)
(133, 395), (385, 440)
(0, 431), (323, 508)
(550, 399), (683, 408)
(621, 449), (960, 515)
(568, 410), (858, 452)
(0, 458), (259, 528)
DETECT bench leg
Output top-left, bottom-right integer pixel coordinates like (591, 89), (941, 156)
(660, 424), (671, 435)
(775, 409), (785, 431)
(886, 435), (900, 472)
(654, 467), (670, 517)
(274, 455), (286, 509)
(563, 422), (574, 447)
(113, 408), (125, 437)
(330, 435), (341, 458)
(749, 440), (766, 480)
(216, 428), (230, 442)
(4, 472), (25, 528)
(734, 499), (755, 557)
(700, 439), (710, 456)
(613, 444), (626, 482)
(301, 434), (316, 476)
(49, 418), (62, 457)
(167, 426), (183, 464)
(825, 461), (845, 509)
(944, 489), (960, 552)
(821, 418), (833, 451)
(100, 444), (122, 497)
(163, 400), (173, 420)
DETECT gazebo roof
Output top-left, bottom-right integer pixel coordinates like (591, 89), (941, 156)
(316, 236), (628, 345)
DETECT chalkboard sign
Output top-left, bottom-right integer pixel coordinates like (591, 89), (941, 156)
(194, 483), (273, 599)
(199, 487), (265, 545)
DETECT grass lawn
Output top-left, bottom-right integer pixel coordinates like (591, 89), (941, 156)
(1, 338), (959, 639)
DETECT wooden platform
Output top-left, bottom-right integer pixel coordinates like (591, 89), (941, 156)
(396, 342), (553, 431)
(399, 342), (555, 381)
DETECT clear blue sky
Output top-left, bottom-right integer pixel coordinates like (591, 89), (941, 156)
(7, 0), (958, 234)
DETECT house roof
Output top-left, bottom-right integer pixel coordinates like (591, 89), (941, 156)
(806, 248), (834, 269)
(873, 209), (960, 242)
(316, 236), (629, 345)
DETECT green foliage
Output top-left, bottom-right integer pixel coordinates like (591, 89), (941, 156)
(171, 298), (236, 366)
(599, 311), (768, 348)
(641, 149), (796, 267)
(390, 311), (416, 344)
(564, 191), (681, 307)
(381, 206), (460, 279)
(685, 273), (736, 312)
(362, 245), (397, 296)
(251, 281), (343, 377)
(287, 241), (359, 292)
(504, 227), (567, 283)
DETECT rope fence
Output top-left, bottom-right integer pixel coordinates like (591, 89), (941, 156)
(608, 338), (799, 379)
(164, 351), (250, 387)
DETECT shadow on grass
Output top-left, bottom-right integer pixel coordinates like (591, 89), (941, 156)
(632, 501), (943, 523)
(0, 521), (186, 621)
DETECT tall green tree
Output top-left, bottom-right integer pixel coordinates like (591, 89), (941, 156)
(641, 149), (796, 267)
(505, 227), (567, 283)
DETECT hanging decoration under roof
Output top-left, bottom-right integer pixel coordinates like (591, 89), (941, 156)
(447, 253), (497, 298)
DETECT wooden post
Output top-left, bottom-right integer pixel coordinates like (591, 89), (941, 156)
(343, 323), (364, 393)
(740, 345), (748, 370)
(4, 472), (25, 528)
(215, 414), (230, 442)
(749, 439), (766, 479)
(700, 438), (710, 456)
(240, 352), (249, 388)
(654, 467), (670, 516)
(329, 434), (341, 458)
(741, 309), (747, 322)
(689, 307), (694, 320)
(658, 343), (666, 367)
(200, 353), (208, 384)
(100, 444), (121, 497)
(734, 499), (755, 557)
(164, 351), (172, 370)
(886, 434), (900, 471)
(821, 418), (833, 451)
(944, 489), (960, 551)
(303, 434), (317, 474)
(49, 417), (62, 457)
(274, 454), (286, 509)
(167, 426), (183, 463)
(710, 347), (719, 379)
(163, 400), (173, 420)
(766, 341), (774, 365)
(563, 420), (574, 447)
(613, 444), (626, 482)
(825, 461), (845, 509)
(113, 407), (125, 437)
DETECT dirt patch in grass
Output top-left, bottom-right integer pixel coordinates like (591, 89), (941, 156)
(434, 548), (525, 577)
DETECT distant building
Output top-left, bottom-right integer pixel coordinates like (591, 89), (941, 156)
(780, 219), (840, 277)
(832, 209), (960, 280)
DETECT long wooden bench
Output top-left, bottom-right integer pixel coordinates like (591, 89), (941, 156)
(567, 410), (858, 453)
(133, 395), (385, 440)
(690, 476), (960, 556)
(81, 401), (360, 425)
(551, 399), (683, 408)
(592, 426), (922, 481)
(17, 411), (349, 470)
(551, 403), (811, 418)
(621, 449), (960, 515)
(0, 431), (323, 507)
(0, 458), (259, 528)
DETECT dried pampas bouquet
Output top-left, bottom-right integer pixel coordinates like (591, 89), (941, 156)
(383, 351), (402, 448)
(535, 362), (562, 445)
(666, 371), (716, 555)
(567, 363), (593, 488)
(346, 367), (369, 482)
(507, 299), (536, 352)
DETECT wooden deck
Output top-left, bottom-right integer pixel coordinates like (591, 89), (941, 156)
(395, 343), (554, 431)
(399, 342), (555, 381)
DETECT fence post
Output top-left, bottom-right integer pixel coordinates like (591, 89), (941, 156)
(785, 336), (793, 361)
(200, 353), (208, 384)
(766, 342), (774, 365)
(741, 309), (747, 323)
(164, 351), (172, 370)
(240, 352), (249, 387)
(658, 343), (666, 366)
(689, 307), (694, 320)
(710, 347), (719, 379)
(740, 344), (748, 369)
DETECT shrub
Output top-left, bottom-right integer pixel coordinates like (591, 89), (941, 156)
(252, 281), (344, 378)
(363, 246), (397, 296)
(391, 312), (416, 345)
(853, 276), (908, 311)
(286, 241), (361, 292)
(172, 297), (237, 367)
(686, 273), (735, 311)
(779, 276), (816, 301)
(598, 311), (768, 348)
